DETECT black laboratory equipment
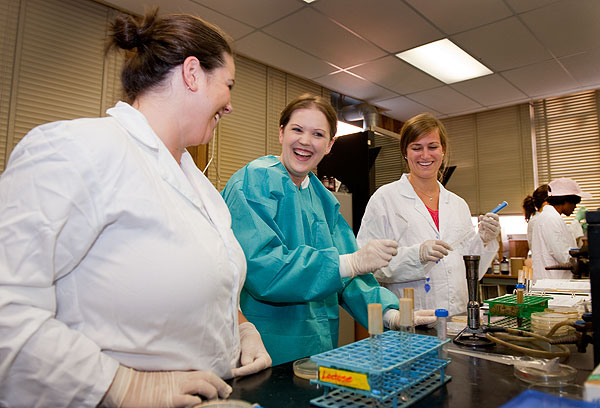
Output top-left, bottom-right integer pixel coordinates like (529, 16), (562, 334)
(317, 131), (380, 235)
(587, 209), (600, 366)
(454, 255), (494, 348)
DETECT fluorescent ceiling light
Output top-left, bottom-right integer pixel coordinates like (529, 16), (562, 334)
(396, 39), (492, 84)
(335, 121), (362, 137)
(302, 0), (317, 3)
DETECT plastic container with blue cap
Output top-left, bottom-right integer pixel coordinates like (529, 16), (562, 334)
(435, 309), (449, 359)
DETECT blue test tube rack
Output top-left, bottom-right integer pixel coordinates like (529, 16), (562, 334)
(310, 331), (451, 408)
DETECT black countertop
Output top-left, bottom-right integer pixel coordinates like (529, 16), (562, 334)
(229, 338), (594, 408)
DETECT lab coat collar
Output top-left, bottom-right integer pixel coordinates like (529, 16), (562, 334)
(107, 101), (160, 150)
(399, 173), (448, 236)
(107, 101), (207, 213)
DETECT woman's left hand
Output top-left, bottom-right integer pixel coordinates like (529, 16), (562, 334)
(231, 322), (272, 377)
(478, 212), (500, 244)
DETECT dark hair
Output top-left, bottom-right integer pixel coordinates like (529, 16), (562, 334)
(522, 184), (549, 221)
(107, 8), (233, 102)
(279, 94), (337, 138)
(546, 194), (581, 206)
(399, 113), (449, 179)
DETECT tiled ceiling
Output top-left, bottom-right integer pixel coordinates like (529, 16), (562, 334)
(105, 0), (600, 122)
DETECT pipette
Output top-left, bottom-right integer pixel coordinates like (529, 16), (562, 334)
(423, 200), (508, 273)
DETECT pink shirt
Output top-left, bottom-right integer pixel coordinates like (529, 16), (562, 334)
(426, 206), (439, 230)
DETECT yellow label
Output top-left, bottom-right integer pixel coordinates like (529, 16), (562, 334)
(319, 366), (371, 391)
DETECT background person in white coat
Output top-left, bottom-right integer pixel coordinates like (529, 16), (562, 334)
(357, 113), (501, 317)
(531, 177), (592, 279)
(0, 10), (270, 408)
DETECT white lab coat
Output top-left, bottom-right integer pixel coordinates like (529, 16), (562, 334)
(531, 205), (577, 279)
(0, 102), (246, 407)
(357, 174), (498, 316)
(527, 211), (540, 249)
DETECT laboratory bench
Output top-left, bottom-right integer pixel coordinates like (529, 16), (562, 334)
(229, 332), (595, 407)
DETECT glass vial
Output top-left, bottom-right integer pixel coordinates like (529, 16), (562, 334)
(367, 303), (384, 402)
(398, 298), (414, 402)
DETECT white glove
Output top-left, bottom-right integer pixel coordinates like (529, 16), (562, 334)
(478, 212), (500, 244)
(231, 322), (272, 377)
(386, 309), (437, 329)
(419, 240), (452, 264)
(414, 309), (437, 326)
(340, 239), (398, 278)
(101, 365), (232, 408)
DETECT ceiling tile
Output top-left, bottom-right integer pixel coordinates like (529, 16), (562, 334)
(348, 56), (443, 94)
(452, 17), (551, 72)
(314, 72), (397, 102)
(408, 86), (483, 115)
(235, 32), (335, 79)
(313, 0), (442, 53)
(520, 0), (600, 57)
(106, 0), (255, 39)
(504, 0), (562, 13)
(191, 0), (303, 28)
(502, 59), (581, 98)
(560, 49), (600, 88)
(372, 96), (441, 122)
(406, 0), (512, 34)
(262, 7), (386, 68)
(451, 74), (528, 106)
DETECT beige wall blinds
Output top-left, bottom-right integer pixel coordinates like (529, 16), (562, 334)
(0, 0), (19, 172)
(442, 104), (534, 215)
(207, 57), (267, 190)
(206, 54), (331, 189)
(0, 0), (124, 174)
(372, 133), (406, 190)
(533, 89), (600, 213)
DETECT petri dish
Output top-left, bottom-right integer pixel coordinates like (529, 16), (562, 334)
(193, 400), (257, 407)
(528, 383), (584, 400)
(293, 357), (318, 380)
(514, 362), (577, 385)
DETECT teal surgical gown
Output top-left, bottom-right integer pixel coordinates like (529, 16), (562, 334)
(222, 155), (399, 365)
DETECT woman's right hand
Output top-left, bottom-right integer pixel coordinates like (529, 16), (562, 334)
(340, 239), (398, 277)
(101, 365), (232, 407)
(419, 240), (452, 264)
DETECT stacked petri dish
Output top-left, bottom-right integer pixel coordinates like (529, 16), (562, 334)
(530, 309), (578, 337)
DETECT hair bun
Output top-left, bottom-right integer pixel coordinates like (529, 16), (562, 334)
(111, 12), (157, 50)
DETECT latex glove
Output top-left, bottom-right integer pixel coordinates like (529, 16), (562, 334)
(340, 239), (398, 278)
(575, 206), (587, 221)
(231, 322), (272, 377)
(414, 309), (437, 326)
(419, 240), (452, 264)
(478, 212), (500, 244)
(386, 309), (437, 329)
(101, 365), (232, 408)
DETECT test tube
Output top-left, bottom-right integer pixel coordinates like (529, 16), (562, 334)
(515, 283), (525, 328)
(403, 287), (415, 311)
(526, 266), (534, 294)
(367, 303), (384, 400)
(517, 269), (524, 285)
(398, 298), (414, 402)
(435, 309), (449, 360)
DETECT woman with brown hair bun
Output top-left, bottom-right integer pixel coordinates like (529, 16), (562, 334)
(0, 9), (270, 407)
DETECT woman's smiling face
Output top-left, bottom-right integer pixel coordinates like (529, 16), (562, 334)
(278, 107), (334, 186)
(406, 129), (444, 181)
